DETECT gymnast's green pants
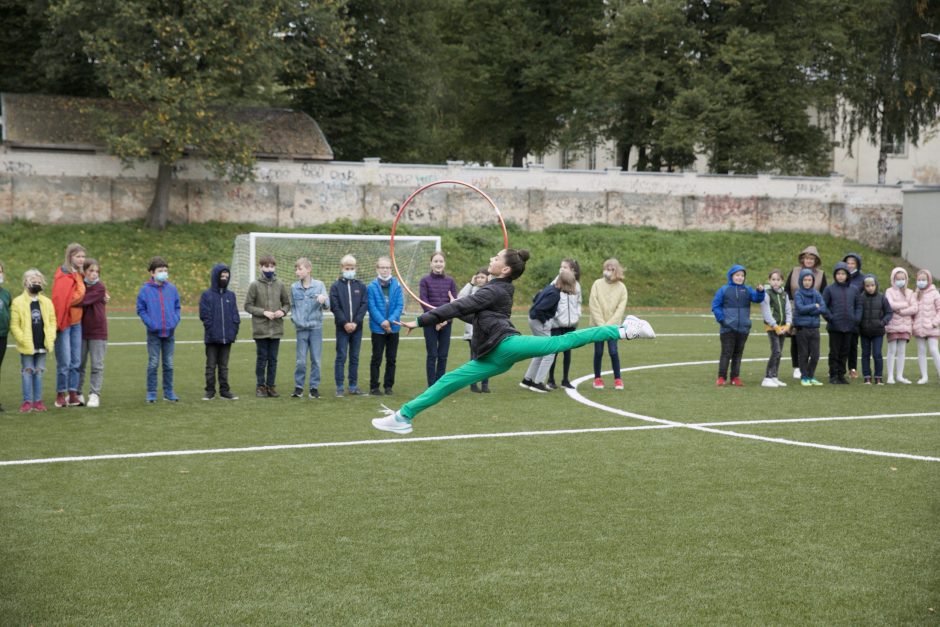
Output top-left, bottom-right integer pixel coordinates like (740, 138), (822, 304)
(401, 325), (621, 420)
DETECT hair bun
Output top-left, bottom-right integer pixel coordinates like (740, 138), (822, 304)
(517, 249), (531, 262)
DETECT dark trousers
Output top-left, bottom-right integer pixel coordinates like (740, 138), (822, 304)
(255, 338), (280, 387)
(335, 326), (363, 389)
(828, 330), (853, 379)
(718, 331), (748, 379)
(370, 332), (399, 391)
(848, 332), (859, 372)
(796, 327), (820, 379)
(593, 339), (621, 379)
(547, 326), (576, 383)
(205, 343), (232, 394)
(860, 334), (884, 378)
(765, 331), (786, 379)
(423, 323), (452, 386)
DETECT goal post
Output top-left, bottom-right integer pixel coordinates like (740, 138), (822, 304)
(230, 232), (441, 315)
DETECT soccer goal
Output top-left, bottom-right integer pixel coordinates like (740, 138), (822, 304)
(230, 233), (441, 315)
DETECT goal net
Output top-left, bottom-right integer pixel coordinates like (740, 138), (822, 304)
(230, 233), (441, 316)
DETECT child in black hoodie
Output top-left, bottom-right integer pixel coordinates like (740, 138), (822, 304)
(859, 274), (893, 384)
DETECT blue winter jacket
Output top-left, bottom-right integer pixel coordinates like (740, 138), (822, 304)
(793, 268), (830, 328)
(330, 276), (368, 328)
(367, 277), (404, 334)
(529, 284), (562, 323)
(199, 263), (240, 344)
(823, 261), (862, 333)
(137, 279), (181, 338)
(291, 279), (330, 330)
(711, 264), (764, 334)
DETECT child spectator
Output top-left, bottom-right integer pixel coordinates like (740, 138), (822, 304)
(884, 267), (918, 384)
(330, 254), (368, 397)
(785, 246), (827, 379)
(843, 252), (864, 378)
(521, 270), (577, 393)
(51, 243), (86, 407)
(793, 268), (830, 386)
(290, 257), (329, 399)
(367, 256), (404, 396)
(912, 269), (940, 384)
(419, 251), (458, 386)
(823, 261), (862, 384)
(546, 259), (582, 390)
(77, 259), (109, 407)
(589, 258), (629, 389)
(136, 256), (181, 403)
(10, 269), (56, 412)
(711, 264), (765, 386)
(0, 260), (10, 412)
(759, 269), (792, 387)
(199, 263), (241, 401)
(244, 254), (290, 398)
(457, 268), (490, 393)
(858, 274), (893, 384)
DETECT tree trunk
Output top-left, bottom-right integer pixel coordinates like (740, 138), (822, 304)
(618, 144), (631, 171)
(511, 137), (528, 168)
(877, 119), (889, 185)
(144, 162), (173, 230)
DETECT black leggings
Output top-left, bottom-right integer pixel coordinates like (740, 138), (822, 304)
(547, 326), (576, 382)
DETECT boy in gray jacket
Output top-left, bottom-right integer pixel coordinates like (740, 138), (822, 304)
(244, 254), (290, 397)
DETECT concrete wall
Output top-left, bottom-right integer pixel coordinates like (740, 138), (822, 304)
(0, 146), (913, 252)
(902, 189), (940, 273)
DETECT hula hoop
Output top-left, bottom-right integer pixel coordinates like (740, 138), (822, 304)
(390, 180), (509, 310)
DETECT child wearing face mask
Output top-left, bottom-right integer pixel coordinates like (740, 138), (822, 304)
(10, 269), (56, 412)
(245, 254), (290, 398)
(884, 267), (918, 384)
(367, 256), (404, 396)
(290, 257), (329, 399)
(458, 268), (491, 393)
(0, 261), (10, 413)
(589, 258), (629, 389)
(330, 254), (368, 397)
(912, 269), (940, 384)
(200, 263), (241, 401)
(77, 259), (110, 407)
(137, 256), (182, 402)
(760, 269), (792, 387)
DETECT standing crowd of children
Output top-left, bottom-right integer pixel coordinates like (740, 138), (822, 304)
(712, 246), (940, 387)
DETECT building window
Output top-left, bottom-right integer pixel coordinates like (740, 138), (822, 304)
(887, 134), (907, 157)
(561, 147), (570, 170)
(588, 144), (597, 170)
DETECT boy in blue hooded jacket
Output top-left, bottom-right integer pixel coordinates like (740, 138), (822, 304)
(823, 261), (862, 384)
(793, 268), (831, 385)
(711, 264), (765, 386)
(199, 263), (240, 400)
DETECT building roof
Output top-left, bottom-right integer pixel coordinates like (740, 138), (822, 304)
(0, 92), (333, 160)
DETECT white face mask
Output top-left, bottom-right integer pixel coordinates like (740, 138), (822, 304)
(603, 270), (612, 280)
(916, 280), (929, 290)
(895, 279), (907, 289)
(342, 270), (356, 280)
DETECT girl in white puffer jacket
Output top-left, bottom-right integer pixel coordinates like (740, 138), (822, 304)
(912, 269), (940, 384)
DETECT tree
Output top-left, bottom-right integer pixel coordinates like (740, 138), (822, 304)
(47, 0), (348, 229)
(839, 0), (940, 184)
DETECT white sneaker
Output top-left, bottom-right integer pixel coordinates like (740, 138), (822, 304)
(886, 377), (895, 384)
(87, 393), (100, 408)
(917, 378), (928, 385)
(761, 377), (779, 388)
(793, 368), (802, 380)
(620, 315), (655, 340)
(898, 377), (912, 384)
(372, 405), (413, 435)
(773, 378), (787, 387)
(77, 394), (85, 406)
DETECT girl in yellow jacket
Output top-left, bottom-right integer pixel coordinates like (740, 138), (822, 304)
(10, 269), (57, 413)
(589, 258), (629, 389)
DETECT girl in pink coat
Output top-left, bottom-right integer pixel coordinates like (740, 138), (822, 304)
(884, 267), (918, 384)
(912, 269), (940, 384)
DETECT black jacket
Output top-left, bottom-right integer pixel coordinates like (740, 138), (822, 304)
(418, 278), (519, 358)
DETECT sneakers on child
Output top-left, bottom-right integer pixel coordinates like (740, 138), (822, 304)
(68, 391), (83, 407)
(863, 376), (872, 385)
(810, 378), (823, 386)
(202, 392), (216, 401)
(76, 394), (86, 406)
(716, 377), (726, 387)
(761, 377), (779, 388)
(874, 377), (883, 385)
(309, 389), (320, 399)
(773, 378), (787, 387)
(372, 405), (413, 435)
(19, 401), (32, 413)
(801, 377), (812, 386)
(220, 391), (239, 400)
(730, 377), (744, 387)
(87, 393), (100, 407)
(266, 386), (280, 398)
(593, 377), (604, 389)
(529, 382), (550, 393)
(290, 387), (304, 398)
(54, 393), (68, 408)
(897, 377), (912, 384)
(614, 379), (624, 390)
(33, 400), (48, 412)
(164, 393), (180, 402)
(256, 386), (269, 397)
(917, 377), (929, 385)
(793, 367), (802, 380)
(519, 378), (535, 390)
(620, 315), (655, 340)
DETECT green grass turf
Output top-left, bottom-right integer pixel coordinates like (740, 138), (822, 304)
(1, 313), (938, 624)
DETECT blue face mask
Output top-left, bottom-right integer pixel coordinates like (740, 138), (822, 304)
(262, 271), (275, 280)
(895, 279), (906, 289)
(917, 280), (929, 290)
(155, 271), (169, 283)
(343, 270), (356, 280)
(84, 278), (99, 286)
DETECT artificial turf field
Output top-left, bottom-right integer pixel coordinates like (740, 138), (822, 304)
(1, 312), (938, 624)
